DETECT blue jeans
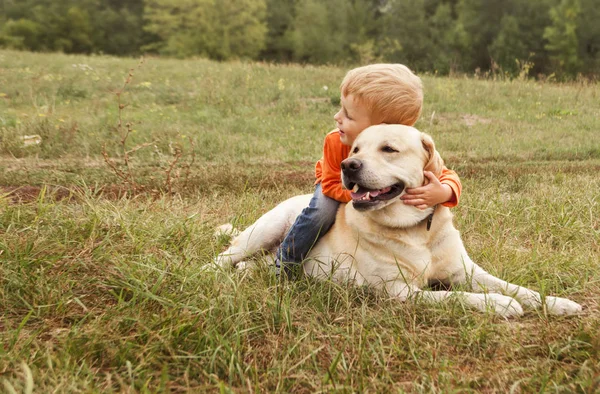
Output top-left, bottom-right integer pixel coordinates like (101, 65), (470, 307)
(276, 184), (340, 273)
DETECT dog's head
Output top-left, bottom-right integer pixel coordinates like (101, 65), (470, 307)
(341, 124), (444, 212)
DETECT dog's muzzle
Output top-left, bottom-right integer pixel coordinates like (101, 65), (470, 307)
(341, 158), (405, 210)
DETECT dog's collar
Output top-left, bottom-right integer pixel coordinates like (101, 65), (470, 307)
(425, 205), (437, 231)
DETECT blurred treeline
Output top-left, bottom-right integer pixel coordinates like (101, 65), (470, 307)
(1, 0), (599, 78)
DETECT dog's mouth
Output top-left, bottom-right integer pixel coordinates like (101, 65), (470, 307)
(347, 181), (405, 209)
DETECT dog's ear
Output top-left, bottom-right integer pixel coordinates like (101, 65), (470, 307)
(421, 133), (444, 177)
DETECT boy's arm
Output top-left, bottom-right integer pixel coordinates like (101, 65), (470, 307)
(438, 167), (462, 207)
(401, 166), (462, 209)
(319, 136), (352, 203)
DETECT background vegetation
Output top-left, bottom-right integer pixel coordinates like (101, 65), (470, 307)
(1, 50), (599, 392)
(1, 0), (599, 78)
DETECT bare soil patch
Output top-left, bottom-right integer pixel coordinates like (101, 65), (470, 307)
(1, 185), (130, 203)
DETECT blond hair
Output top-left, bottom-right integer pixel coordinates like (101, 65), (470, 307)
(340, 64), (423, 126)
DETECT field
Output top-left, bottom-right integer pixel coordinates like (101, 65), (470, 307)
(1, 49), (599, 392)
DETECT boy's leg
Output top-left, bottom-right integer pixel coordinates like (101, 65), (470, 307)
(276, 184), (340, 277)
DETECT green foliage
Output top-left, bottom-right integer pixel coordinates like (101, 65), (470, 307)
(261, 0), (296, 62)
(90, 5), (147, 56)
(0, 0), (148, 56)
(143, 0), (268, 60)
(428, 3), (462, 74)
(544, 0), (582, 75)
(287, 0), (349, 64)
(380, 0), (433, 70)
(0, 0), (95, 53)
(0, 18), (44, 51)
(577, 0), (600, 75)
(1, 0), (600, 78)
(489, 15), (527, 75)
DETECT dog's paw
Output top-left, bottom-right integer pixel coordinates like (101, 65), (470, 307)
(199, 261), (221, 273)
(214, 250), (241, 268)
(544, 296), (583, 316)
(200, 254), (234, 273)
(214, 223), (240, 239)
(467, 293), (524, 318)
(235, 260), (255, 271)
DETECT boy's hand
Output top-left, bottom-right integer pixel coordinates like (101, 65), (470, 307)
(401, 171), (453, 209)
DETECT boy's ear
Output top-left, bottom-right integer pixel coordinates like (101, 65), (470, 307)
(421, 133), (444, 177)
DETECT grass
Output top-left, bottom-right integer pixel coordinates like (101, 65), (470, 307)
(1, 49), (599, 392)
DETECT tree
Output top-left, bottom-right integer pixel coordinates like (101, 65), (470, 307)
(286, 0), (351, 64)
(489, 15), (527, 75)
(214, 0), (268, 60)
(577, 0), (600, 75)
(59, 6), (94, 53)
(90, 0), (147, 56)
(0, 0), (110, 54)
(544, 0), (582, 75)
(346, 0), (383, 64)
(428, 2), (469, 74)
(504, 0), (554, 76)
(261, 0), (297, 62)
(144, 0), (267, 60)
(380, 0), (435, 71)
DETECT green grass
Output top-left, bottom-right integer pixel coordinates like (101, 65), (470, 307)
(1, 49), (599, 392)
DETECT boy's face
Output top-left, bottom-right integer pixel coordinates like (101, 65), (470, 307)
(334, 94), (372, 146)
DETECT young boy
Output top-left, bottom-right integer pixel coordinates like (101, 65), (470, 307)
(276, 64), (461, 276)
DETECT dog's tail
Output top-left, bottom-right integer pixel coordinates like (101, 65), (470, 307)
(214, 223), (240, 239)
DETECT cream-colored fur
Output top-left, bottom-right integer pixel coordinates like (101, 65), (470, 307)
(214, 125), (582, 317)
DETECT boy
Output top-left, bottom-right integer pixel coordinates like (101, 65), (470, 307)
(276, 64), (461, 276)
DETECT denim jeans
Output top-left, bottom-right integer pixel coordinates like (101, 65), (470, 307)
(276, 183), (340, 273)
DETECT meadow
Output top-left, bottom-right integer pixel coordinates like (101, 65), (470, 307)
(1, 49), (599, 392)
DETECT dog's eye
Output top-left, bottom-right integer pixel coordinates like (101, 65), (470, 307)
(352, 147), (359, 154)
(381, 145), (398, 153)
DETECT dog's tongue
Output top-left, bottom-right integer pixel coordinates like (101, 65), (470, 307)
(351, 190), (370, 199)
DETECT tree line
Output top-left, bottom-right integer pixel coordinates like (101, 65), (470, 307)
(1, 0), (598, 78)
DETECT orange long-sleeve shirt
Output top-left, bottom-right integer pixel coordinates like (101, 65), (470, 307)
(315, 130), (462, 207)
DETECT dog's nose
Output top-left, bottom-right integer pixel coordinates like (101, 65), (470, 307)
(341, 158), (362, 173)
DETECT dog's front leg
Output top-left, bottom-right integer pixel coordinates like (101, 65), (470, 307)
(385, 281), (524, 318)
(461, 257), (582, 316)
(212, 197), (305, 269)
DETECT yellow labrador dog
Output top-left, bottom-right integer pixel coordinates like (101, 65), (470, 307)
(214, 125), (582, 317)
